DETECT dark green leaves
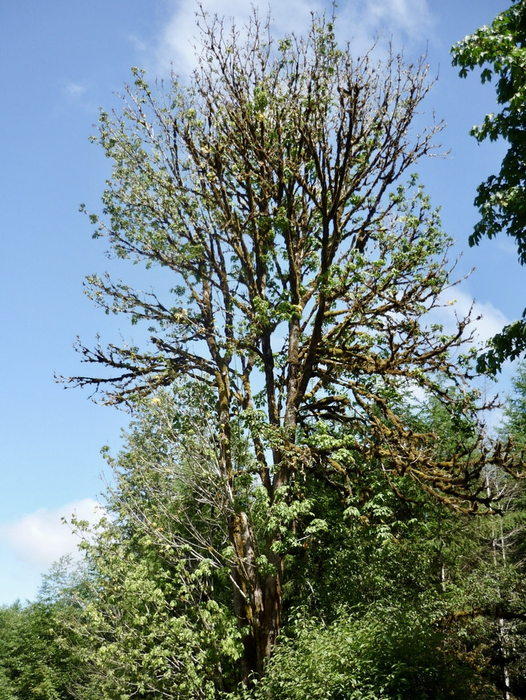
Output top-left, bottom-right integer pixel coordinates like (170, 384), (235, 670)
(452, 3), (526, 262)
(452, 1), (526, 371)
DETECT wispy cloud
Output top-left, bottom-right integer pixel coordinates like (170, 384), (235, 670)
(407, 289), (511, 427)
(0, 499), (103, 569)
(430, 288), (509, 346)
(65, 81), (87, 97)
(152, 0), (435, 77)
(155, 0), (322, 76)
(127, 32), (148, 53)
(496, 237), (520, 257)
(341, 0), (436, 43)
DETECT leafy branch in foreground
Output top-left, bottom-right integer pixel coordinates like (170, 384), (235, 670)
(452, 0), (526, 372)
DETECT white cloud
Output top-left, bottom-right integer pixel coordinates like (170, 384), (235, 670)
(0, 499), (104, 570)
(337, 0), (436, 60)
(155, 0), (323, 76)
(350, 0), (434, 39)
(405, 290), (511, 429)
(152, 0), (435, 78)
(429, 288), (509, 346)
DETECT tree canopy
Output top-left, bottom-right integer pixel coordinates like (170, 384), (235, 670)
(63, 9), (525, 682)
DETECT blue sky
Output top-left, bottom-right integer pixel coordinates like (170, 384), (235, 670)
(0, 0), (521, 604)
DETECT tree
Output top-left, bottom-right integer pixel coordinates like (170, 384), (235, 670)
(451, 0), (526, 372)
(67, 384), (244, 699)
(65, 10), (524, 680)
(0, 560), (84, 700)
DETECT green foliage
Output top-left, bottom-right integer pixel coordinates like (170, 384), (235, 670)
(63, 384), (243, 699)
(6, 10), (526, 695)
(0, 569), (81, 700)
(452, 0), (526, 371)
(5, 372), (526, 698)
(252, 606), (481, 700)
(70, 539), (241, 699)
(476, 319), (526, 375)
(452, 0), (526, 259)
(501, 360), (526, 448)
(496, 360), (526, 597)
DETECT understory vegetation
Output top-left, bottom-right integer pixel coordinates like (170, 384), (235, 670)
(2, 368), (526, 698)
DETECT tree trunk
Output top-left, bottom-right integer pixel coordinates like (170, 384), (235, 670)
(229, 511), (283, 682)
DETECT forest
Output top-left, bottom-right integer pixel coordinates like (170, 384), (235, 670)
(3, 2), (526, 698)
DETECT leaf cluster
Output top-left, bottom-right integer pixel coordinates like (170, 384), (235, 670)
(452, 1), (526, 372)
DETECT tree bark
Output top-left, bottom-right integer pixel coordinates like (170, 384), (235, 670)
(229, 511), (283, 681)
